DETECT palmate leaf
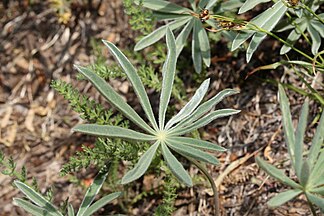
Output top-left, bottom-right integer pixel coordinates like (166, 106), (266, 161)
(72, 125), (155, 141)
(166, 140), (219, 165)
(267, 189), (302, 207)
(255, 157), (301, 189)
(102, 40), (158, 131)
(77, 171), (109, 216)
(159, 27), (177, 129)
(232, 1), (287, 62)
(74, 65), (154, 134)
(165, 78), (210, 130)
(121, 141), (160, 184)
(13, 181), (62, 216)
(161, 142), (192, 186)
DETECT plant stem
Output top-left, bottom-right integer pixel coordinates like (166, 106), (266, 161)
(301, 4), (324, 25)
(188, 158), (220, 216)
(306, 195), (317, 216)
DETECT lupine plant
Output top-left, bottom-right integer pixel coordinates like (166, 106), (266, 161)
(73, 28), (239, 186)
(133, 0), (242, 73)
(72, 28), (239, 215)
(256, 85), (324, 214)
(13, 166), (123, 216)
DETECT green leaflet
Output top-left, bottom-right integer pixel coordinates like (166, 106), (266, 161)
(239, 0), (271, 14)
(74, 65), (154, 134)
(255, 157), (301, 189)
(134, 0), (191, 14)
(72, 125), (156, 141)
(77, 171), (109, 216)
(159, 27), (177, 129)
(161, 142), (193, 186)
(294, 100), (309, 179)
(135, 17), (191, 51)
(278, 85), (296, 167)
(267, 189), (302, 207)
(13, 198), (49, 216)
(165, 78), (210, 130)
(192, 19), (202, 73)
(169, 136), (226, 152)
(83, 192), (122, 216)
(102, 40), (158, 131)
(13, 181), (62, 216)
(308, 109), (324, 168)
(175, 18), (194, 57)
(121, 141), (160, 184)
(166, 140), (219, 165)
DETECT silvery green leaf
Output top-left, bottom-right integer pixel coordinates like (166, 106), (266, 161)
(135, 17), (190, 51)
(267, 189), (302, 207)
(221, 0), (244, 11)
(14, 181), (62, 216)
(198, 0), (209, 9)
(205, 0), (218, 9)
(232, 1), (287, 52)
(197, 22), (211, 67)
(308, 151), (324, 187)
(166, 140), (219, 165)
(173, 89), (239, 130)
(305, 192), (324, 213)
(135, 0), (191, 14)
(280, 21), (307, 55)
(68, 203), (74, 216)
(77, 171), (109, 216)
(153, 11), (190, 21)
(256, 157), (301, 189)
(175, 18), (194, 57)
(159, 28), (177, 129)
(299, 160), (310, 187)
(103, 40), (158, 131)
(278, 85), (296, 166)
(311, 20), (324, 38)
(192, 19), (202, 73)
(161, 142), (193, 186)
(83, 192), (122, 216)
(294, 100), (309, 178)
(295, 8), (303, 18)
(246, 32), (267, 62)
(310, 187), (324, 196)
(13, 198), (49, 216)
(169, 137), (226, 152)
(74, 65), (154, 134)
(72, 125), (155, 141)
(121, 141), (160, 184)
(307, 24), (321, 55)
(239, 0), (271, 14)
(308, 109), (324, 169)
(165, 79), (210, 130)
(172, 109), (240, 135)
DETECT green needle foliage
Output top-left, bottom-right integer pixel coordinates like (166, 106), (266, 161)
(133, 0), (242, 73)
(73, 28), (240, 187)
(256, 85), (324, 214)
(13, 166), (123, 216)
